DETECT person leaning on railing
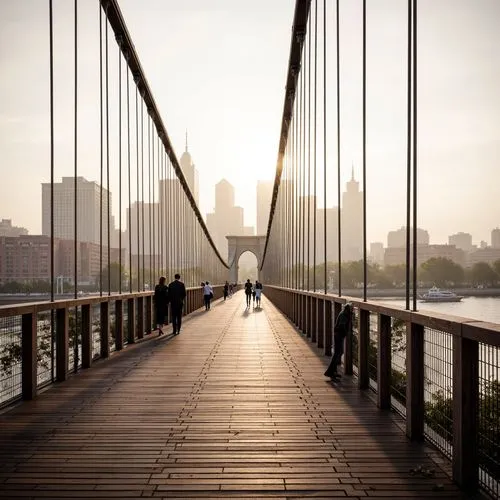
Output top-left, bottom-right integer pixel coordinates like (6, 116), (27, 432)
(324, 303), (352, 380)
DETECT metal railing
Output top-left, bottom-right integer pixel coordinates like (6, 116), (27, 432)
(263, 286), (500, 497)
(0, 285), (225, 409)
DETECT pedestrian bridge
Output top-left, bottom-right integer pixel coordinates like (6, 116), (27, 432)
(0, 292), (467, 498)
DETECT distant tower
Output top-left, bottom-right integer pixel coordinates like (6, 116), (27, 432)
(341, 165), (363, 261)
(179, 130), (199, 205)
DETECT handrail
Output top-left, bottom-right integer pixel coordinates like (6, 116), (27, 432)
(101, 0), (228, 269)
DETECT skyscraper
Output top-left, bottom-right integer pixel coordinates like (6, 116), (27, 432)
(42, 177), (113, 246)
(449, 232), (473, 253)
(179, 132), (199, 206)
(341, 168), (363, 261)
(256, 180), (274, 235)
(492, 228), (500, 249)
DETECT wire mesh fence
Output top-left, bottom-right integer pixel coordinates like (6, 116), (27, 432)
(368, 312), (378, 391)
(0, 315), (22, 407)
(478, 342), (500, 498)
(390, 317), (407, 417)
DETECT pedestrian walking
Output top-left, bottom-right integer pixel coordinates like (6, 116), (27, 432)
(324, 303), (353, 380)
(244, 279), (253, 308)
(229, 282), (234, 297)
(203, 281), (214, 310)
(252, 282), (256, 306)
(168, 273), (186, 335)
(223, 281), (229, 301)
(255, 280), (263, 308)
(153, 276), (169, 335)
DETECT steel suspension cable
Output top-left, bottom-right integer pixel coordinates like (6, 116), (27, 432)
(148, 116), (152, 289)
(307, 11), (312, 291)
(336, 0), (342, 296)
(362, 0), (367, 301)
(313, 0), (318, 292)
(323, 0), (327, 294)
(136, 88), (140, 291)
(99, 1), (103, 296)
(412, 0), (418, 311)
(118, 47), (122, 294)
(141, 98), (145, 290)
(126, 69), (132, 293)
(405, 0), (412, 310)
(73, 0), (78, 299)
(105, 10), (110, 295)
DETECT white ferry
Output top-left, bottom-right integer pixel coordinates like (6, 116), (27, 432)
(420, 286), (463, 303)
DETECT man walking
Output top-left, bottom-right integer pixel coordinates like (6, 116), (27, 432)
(168, 273), (186, 335)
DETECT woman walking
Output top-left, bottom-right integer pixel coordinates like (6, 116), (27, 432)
(254, 280), (263, 308)
(153, 276), (169, 335)
(244, 279), (253, 308)
(203, 281), (214, 310)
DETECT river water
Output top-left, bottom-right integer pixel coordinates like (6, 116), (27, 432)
(375, 296), (500, 325)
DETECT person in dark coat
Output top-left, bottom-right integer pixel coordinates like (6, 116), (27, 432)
(223, 281), (229, 301)
(153, 276), (169, 335)
(324, 303), (352, 380)
(244, 279), (253, 308)
(168, 273), (186, 335)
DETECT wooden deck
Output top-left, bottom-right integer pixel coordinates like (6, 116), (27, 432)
(0, 291), (470, 499)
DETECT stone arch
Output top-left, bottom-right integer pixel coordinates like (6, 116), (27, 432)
(226, 235), (267, 284)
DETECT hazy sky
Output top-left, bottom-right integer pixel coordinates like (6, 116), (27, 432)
(1, 0), (499, 247)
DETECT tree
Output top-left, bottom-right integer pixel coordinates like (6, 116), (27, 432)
(493, 259), (500, 282)
(97, 263), (127, 292)
(419, 257), (464, 287)
(470, 262), (498, 287)
(383, 264), (407, 287)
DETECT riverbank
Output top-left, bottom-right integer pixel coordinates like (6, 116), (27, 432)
(325, 287), (500, 299)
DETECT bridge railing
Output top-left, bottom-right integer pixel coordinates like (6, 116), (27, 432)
(0, 285), (225, 409)
(264, 286), (500, 497)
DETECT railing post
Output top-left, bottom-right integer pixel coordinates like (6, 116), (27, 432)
(452, 336), (478, 491)
(114, 300), (123, 351)
(324, 301), (333, 357)
(311, 297), (317, 343)
(358, 309), (370, 389)
(100, 301), (110, 359)
(56, 308), (68, 382)
(145, 295), (152, 334)
(127, 298), (136, 344)
(377, 313), (391, 409)
(317, 299), (324, 349)
(137, 297), (144, 340)
(406, 322), (424, 441)
(21, 312), (37, 400)
(81, 304), (92, 367)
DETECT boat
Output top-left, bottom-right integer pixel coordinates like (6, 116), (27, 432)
(420, 286), (463, 303)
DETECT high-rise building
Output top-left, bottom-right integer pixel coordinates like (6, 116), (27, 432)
(0, 219), (28, 237)
(41, 177), (113, 246)
(387, 226), (429, 248)
(179, 132), (199, 205)
(206, 179), (245, 259)
(341, 168), (363, 261)
(369, 242), (384, 265)
(491, 228), (500, 249)
(256, 180), (274, 235)
(448, 232), (473, 253)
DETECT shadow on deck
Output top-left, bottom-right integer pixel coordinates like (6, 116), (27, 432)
(0, 292), (477, 498)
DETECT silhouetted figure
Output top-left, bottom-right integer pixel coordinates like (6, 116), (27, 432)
(244, 279), (253, 308)
(255, 280), (263, 308)
(168, 273), (186, 335)
(324, 303), (352, 380)
(223, 281), (229, 301)
(153, 276), (169, 335)
(203, 281), (213, 310)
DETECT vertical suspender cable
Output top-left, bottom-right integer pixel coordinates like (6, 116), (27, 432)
(152, 120), (156, 281)
(405, 0), (412, 310)
(307, 12), (311, 291)
(127, 70), (132, 293)
(158, 138), (163, 275)
(362, 0), (367, 302)
(141, 100), (145, 290)
(49, 0), (55, 381)
(99, 1), (103, 296)
(301, 45), (306, 290)
(323, 0), (327, 294)
(73, 0), (78, 299)
(336, 0), (342, 296)
(412, 0), (418, 311)
(313, 0), (317, 292)
(118, 48), (122, 294)
(105, 11), (110, 295)
(148, 116), (152, 288)
(135, 88), (140, 291)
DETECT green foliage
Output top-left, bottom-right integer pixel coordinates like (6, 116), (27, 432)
(419, 257), (465, 287)
(469, 262), (498, 286)
(424, 381), (500, 480)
